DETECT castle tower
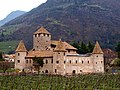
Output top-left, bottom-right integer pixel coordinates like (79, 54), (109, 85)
(33, 27), (51, 51)
(15, 40), (27, 70)
(92, 41), (104, 73)
(53, 39), (67, 75)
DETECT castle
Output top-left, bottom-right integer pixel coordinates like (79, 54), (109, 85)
(15, 27), (104, 75)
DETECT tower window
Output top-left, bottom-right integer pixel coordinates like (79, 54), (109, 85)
(46, 60), (48, 64)
(55, 69), (57, 73)
(35, 34), (37, 37)
(96, 62), (97, 64)
(18, 53), (20, 56)
(44, 34), (45, 36)
(26, 60), (28, 63)
(56, 61), (59, 64)
(64, 61), (66, 64)
(51, 59), (53, 63)
(82, 61), (83, 64)
(70, 60), (71, 64)
(76, 60), (77, 64)
(17, 60), (20, 63)
(101, 61), (103, 63)
(88, 61), (89, 64)
(30, 60), (31, 63)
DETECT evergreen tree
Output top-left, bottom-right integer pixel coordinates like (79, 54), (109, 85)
(87, 41), (94, 53)
(80, 41), (89, 54)
(71, 42), (81, 54)
(115, 42), (120, 58)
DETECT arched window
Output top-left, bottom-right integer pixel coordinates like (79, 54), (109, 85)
(46, 60), (48, 64)
(45, 70), (48, 73)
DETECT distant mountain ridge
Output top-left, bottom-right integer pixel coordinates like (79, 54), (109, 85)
(0, 0), (120, 49)
(0, 10), (26, 26)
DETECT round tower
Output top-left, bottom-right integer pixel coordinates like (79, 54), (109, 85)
(33, 27), (51, 51)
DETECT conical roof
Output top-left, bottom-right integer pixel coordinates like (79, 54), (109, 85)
(54, 39), (66, 52)
(34, 27), (51, 35)
(16, 40), (27, 52)
(92, 41), (103, 54)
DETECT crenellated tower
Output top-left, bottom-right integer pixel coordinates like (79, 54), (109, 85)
(33, 27), (51, 51)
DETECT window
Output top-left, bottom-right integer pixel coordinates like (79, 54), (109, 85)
(47, 34), (49, 37)
(26, 60), (28, 63)
(76, 60), (77, 64)
(46, 60), (48, 64)
(96, 56), (98, 57)
(88, 61), (89, 64)
(35, 34), (37, 37)
(51, 59), (53, 64)
(38, 34), (40, 37)
(56, 61), (59, 64)
(70, 60), (71, 64)
(18, 53), (20, 56)
(101, 61), (103, 63)
(58, 52), (60, 54)
(68, 50), (70, 53)
(64, 61), (66, 64)
(30, 60), (31, 63)
(80, 70), (82, 72)
(17, 60), (20, 63)
(64, 53), (65, 56)
(96, 62), (97, 64)
(44, 34), (45, 36)
(82, 61), (83, 64)
(55, 69), (57, 73)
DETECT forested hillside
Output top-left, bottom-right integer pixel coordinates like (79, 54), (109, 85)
(0, 0), (120, 49)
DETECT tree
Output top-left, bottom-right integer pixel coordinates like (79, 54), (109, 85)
(32, 57), (44, 74)
(87, 41), (94, 53)
(0, 52), (4, 61)
(115, 42), (120, 58)
(71, 42), (81, 54)
(0, 61), (10, 73)
(79, 41), (89, 54)
(113, 58), (120, 67)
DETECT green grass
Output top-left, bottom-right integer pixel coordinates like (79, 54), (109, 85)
(0, 74), (120, 89)
(0, 41), (19, 53)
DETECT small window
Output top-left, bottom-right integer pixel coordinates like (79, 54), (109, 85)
(44, 34), (45, 36)
(76, 60), (77, 64)
(30, 60), (31, 63)
(64, 61), (66, 64)
(96, 62), (97, 64)
(64, 53), (65, 56)
(96, 56), (98, 57)
(55, 69), (57, 73)
(56, 61), (59, 64)
(38, 34), (40, 37)
(18, 53), (20, 56)
(47, 34), (49, 37)
(101, 61), (103, 63)
(26, 60), (28, 63)
(70, 60), (71, 64)
(35, 34), (37, 37)
(17, 60), (20, 63)
(58, 52), (60, 54)
(82, 61), (83, 64)
(80, 70), (82, 72)
(46, 60), (48, 64)
(68, 50), (70, 53)
(51, 59), (53, 63)
(88, 61), (89, 64)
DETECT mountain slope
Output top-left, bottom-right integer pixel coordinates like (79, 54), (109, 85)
(0, 10), (26, 26)
(0, 0), (120, 49)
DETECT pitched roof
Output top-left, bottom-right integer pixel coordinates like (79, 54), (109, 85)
(51, 40), (77, 50)
(92, 41), (103, 54)
(54, 39), (66, 52)
(16, 40), (27, 52)
(26, 50), (53, 58)
(34, 27), (51, 35)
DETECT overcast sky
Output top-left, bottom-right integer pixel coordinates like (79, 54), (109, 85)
(0, 0), (47, 20)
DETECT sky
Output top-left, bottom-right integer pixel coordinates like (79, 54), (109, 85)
(0, 0), (47, 20)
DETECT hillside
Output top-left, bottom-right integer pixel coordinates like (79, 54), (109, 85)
(0, 10), (26, 26)
(0, 0), (120, 49)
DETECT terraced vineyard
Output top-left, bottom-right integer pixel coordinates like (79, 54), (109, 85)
(0, 74), (120, 90)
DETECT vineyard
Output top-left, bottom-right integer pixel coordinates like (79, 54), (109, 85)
(0, 74), (120, 90)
